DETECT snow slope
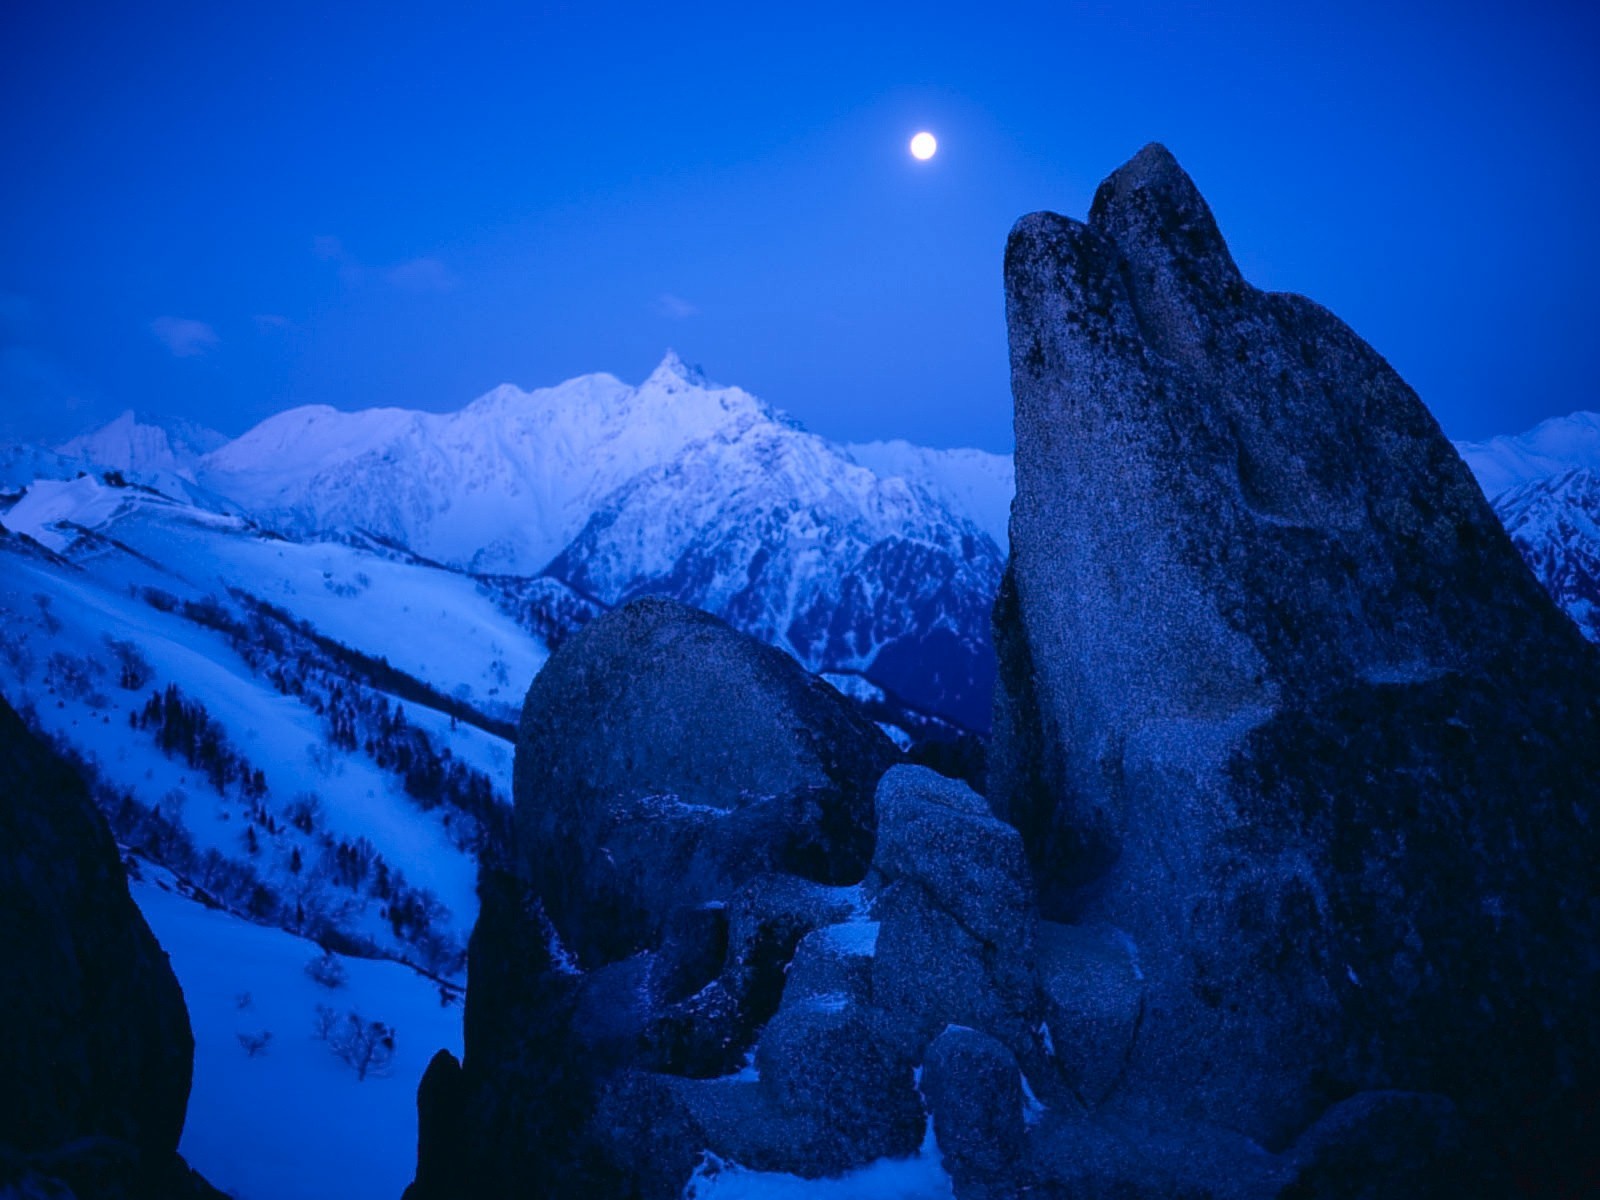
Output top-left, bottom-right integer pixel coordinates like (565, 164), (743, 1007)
(1492, 468), (1600, 643)
(847, 440), (1014, 548)
(4, 474), (546, 723)
(0, 544), (482, 960)
(134, 865), (463, 1200)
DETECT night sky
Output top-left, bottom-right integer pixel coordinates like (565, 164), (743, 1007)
(2, 0), (1596, 450)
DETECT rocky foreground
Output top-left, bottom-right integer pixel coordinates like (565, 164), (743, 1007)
(0, 694), (223, 1198)
(399, 146), (1600, 1198)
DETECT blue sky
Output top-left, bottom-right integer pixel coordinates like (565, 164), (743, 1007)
(2, 0), (1596, 449)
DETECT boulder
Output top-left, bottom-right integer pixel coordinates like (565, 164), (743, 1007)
(514, 597), (897, 966)
(994, 141), (1600, 1184)
(1282, 1091), (1487, 1200)
(1034, 922), (1143, 1107)
(1025, 1110), (1291, 1200)
(752, 1002), (925, 1171)
(923, 1026), (1026, 1199)
(869, 765), (1037, 1060)
(0, 692), (222, 1198)
(412, 603), (900, 1199)
(783, 920), (877, 1008)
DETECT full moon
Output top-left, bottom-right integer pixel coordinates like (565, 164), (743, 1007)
(909, 131), (937, 161)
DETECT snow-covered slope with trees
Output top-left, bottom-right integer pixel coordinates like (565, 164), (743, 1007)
(548, 411), (1004, 729)
(1491, 468), (1600, 644)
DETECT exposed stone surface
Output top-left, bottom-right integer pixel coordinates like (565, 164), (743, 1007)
(411, 601), (901, 1198)
(994, 142), (1600, 1185)
(514, 596), (896, 967)
(1282, 1091), (1485, 1200)
(0, 692), (223, 1199)
(869, 765), (1038, 1061)
(923, 1026), (1026, 1199)
(1034, 921), (1143, 1107)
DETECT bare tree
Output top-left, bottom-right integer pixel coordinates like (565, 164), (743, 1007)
(312, 1003), (339, 1042)
(237, 1030), (273, 1058)
(304, 949), (348, 989)
(326, 1011), (396, 1081)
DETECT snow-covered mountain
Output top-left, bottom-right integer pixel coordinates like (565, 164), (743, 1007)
(846, 439), (1013, 547)
(549, 410), (1004, 729)
(1492, 468), (1600, 643)
(196, 353), (788, 575)
(1439, 412), (1600, 649)
(57, 408), (225, 479)
(1454, 411), (1600, 499)
(118, 351), (1006, 730)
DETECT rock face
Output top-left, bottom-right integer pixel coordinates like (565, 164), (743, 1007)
(513, 596), (896, 967)
(994, 143), (1600, 1186)
(0, 693), (221, 1198)
(411, 599), (902, 1198)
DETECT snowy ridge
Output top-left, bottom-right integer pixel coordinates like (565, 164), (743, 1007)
(58, 408), (225, 479)
(1454, 410), (1600, 500)
(548, 411), (1004, 728)
(197, 351), (787, 574)
(847, 439), (1014, 548)
(50, 352), (1008, 729)
(1492, 468), (1600, 642)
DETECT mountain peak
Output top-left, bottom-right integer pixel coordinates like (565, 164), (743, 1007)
(644, 349), (710, 391)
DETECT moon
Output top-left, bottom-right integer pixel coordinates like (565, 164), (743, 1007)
(909, 131), (937, 161)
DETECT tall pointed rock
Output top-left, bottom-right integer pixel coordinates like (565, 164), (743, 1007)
(993, 143), (1600, 1186)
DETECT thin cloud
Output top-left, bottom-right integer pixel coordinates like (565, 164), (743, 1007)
(254, 313), (292, 332)
(654, 293), (699, 320)
(150, 316), (219, 358)
(385, 257), (455, 292)
(316, 236), (454, 293)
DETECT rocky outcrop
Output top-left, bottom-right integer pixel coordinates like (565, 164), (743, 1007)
(410, 599), (901, 1198)
(0, 693), (222, 1199)
(407, 147), (1599, 1200)
(993, 142), (1600, 1189)
(513, 596), (896, 967)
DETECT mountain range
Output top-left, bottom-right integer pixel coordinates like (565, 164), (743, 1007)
(1, 353), (1596, 1199)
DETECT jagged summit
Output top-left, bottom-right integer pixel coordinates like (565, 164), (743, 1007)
(643, 347), (711, 391)
(193, 357), (775, 573)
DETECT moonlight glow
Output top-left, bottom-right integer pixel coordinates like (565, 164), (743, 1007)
(910, 131), (937, 160)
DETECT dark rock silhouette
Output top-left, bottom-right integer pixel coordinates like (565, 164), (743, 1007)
(993, 142), (1600, 1189)
(0, 692), (223, 1199)
(409, 599), (901, 1198)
